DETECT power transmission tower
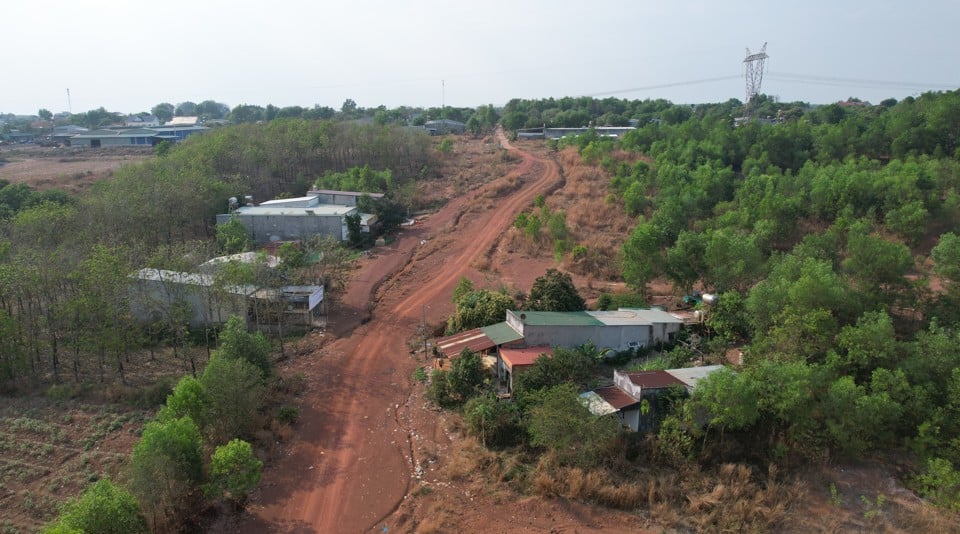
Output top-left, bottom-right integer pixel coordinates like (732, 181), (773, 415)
(743, 43), (769, 113)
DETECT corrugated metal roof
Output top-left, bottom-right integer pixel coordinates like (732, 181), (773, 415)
(234, 205), (355, 217)
(259, 196), (319, 206)
(131, 268), (257, 296)
(585, 308), (685, 326)
(593, 385), (641, 409)
(509, 311), (604, 327)
(500, 346), (551, 369)
(307, 189), (385, 198)
(622, 370), (686, 389)
(480, 322), (523, 345)
(664, 365), (726, 390)
(580, 391), (618, 417)
(435, 328), (495, 358)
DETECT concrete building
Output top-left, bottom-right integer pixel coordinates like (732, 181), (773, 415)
(129, 268), (256, 328)
(423, 119), (466, 135)
(129, 268), (324, 329)
(67, 125), (207, 147)
(581, 366), (726, 432)
(505, 308), (683, 352)
(306, 190), (384, 207)
(218, 190), (386, 244)
(216, 204), (355, 244)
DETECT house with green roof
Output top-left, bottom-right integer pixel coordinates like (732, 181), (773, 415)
(505, 308), (683, 352)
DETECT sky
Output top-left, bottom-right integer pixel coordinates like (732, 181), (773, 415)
(4, 0), (960, 116)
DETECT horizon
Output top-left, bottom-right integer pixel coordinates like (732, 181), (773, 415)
(5, 1), (959, 116)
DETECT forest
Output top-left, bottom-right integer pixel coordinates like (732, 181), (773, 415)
(429, 89), (960, 519)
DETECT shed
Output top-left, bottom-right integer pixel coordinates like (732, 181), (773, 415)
(128, 268), (256, 328)
(216, 204), (356, 244)
(498, 346), (552, 393)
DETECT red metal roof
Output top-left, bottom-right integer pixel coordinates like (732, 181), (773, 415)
(435, 328), (495, 358)
(500, 346), (552, 369)
(623, 370), (686, 389)
(593, 386), (640, 410)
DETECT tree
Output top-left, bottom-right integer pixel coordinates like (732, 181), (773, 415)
(526, 383), (618, 467)
(932, 232), (960, 286)
(463, 394), (523, 448)
(345, 213), (366, 248)
(158, 376), (207, 428)
(201, 355), (265, 442)
(129, 416), (204, 530)
(42, 479), (147, 534)
(207, 439), (263, 510)
(216, 215), (251, 254)
(514, 344), (600, 393)
(152, 103), (174, 123)
(526, 268), (586, 311)
(215, 315), (272, 378)
(447, 349), (485, 401)
(451, 276), (474, 304)
(38, 108), (52, 121)
(175, 101), (197, 116)
(447, 289), (514, 333)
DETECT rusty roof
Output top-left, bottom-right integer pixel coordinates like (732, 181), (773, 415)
(593, 386), (640, 410)
(435, 328), (495, 358)
(622, 370), (686, 389)
(500, 346), (552, 369)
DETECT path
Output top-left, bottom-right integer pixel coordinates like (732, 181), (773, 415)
(239, 131), (561, 533)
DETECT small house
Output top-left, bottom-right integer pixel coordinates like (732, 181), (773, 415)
(498, 346), (552, 394)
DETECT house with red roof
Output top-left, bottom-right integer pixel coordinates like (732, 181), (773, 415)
(498, 346), (553, 393)
(581, 366), (725, 432)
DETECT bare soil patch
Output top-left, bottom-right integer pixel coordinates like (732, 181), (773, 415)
(0, 145), (153, 193)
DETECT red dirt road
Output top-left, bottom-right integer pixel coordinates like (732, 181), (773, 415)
(239, 132), (562, 533)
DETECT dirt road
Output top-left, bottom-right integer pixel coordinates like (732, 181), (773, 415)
(239, 132), (561, 533)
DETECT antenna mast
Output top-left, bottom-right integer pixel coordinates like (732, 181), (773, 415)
(66, 88), (72, 114)
(743, 43), (768, 112)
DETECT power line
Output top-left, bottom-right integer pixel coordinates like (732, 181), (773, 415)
(768, 72), (957, 91)
(581, 75), (742, 98)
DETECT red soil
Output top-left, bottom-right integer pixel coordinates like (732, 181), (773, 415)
(234, 132), (650, 533)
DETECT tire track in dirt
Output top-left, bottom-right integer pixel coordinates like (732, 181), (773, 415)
(239, 130), (560, 533)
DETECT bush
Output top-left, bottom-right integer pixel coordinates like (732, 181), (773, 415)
(276, 406), (299, 424)
(464, 395), (524, 448)
(42, 479), (147, 534)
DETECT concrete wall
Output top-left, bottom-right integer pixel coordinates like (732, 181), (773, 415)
(129, 277), (247, 328)
(216, 213), (347, 244)
(520, 324), (652, 351)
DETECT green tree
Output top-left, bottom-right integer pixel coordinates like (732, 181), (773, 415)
(215, 315), (272, 378)
(38, 108), (53, 121)
(447, 289), (514, 333)
(932, 232), (960, 285)
(463, 394), (523, 448)
(526, 268), (586, 311)
(42, 479), (147, 534)
(151, 103), (174, 123)
(201, 355), (265, 442)
(216, 215), (251, 254)
(206, 439), (263, 510)
(526, 383), (618, 467)
(451, 276), (474, 304)
(158, 376), (207, 428)
(514, 344), (600, 393)
(129, 416), (204, 530)
(447, 349), (485, 402)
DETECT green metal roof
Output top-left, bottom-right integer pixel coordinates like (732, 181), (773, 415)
(480, 322), (524, 345)
(510, 311), (604, 327)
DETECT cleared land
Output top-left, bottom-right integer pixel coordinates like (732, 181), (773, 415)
(0, 145), (153, 193)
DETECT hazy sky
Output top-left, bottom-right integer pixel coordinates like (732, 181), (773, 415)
(5, 1), (959, 115)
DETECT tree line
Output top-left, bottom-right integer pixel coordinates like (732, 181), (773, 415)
(0, 118), (433, 388)
(533, 89), (960, 511)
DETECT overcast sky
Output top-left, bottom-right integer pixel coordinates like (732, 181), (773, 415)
(4, 1), (959, 116)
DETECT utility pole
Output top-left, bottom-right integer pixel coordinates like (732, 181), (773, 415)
(66, 88), (72, 114)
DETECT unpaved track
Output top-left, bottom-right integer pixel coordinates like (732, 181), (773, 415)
(239, 132), (560, 533)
